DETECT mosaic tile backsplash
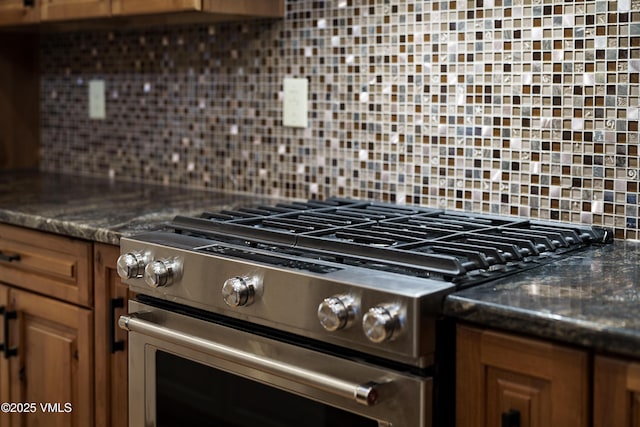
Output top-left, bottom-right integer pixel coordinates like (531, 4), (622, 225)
(40, 0), (640, 239)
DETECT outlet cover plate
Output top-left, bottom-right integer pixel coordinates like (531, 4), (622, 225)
(89, 80), (106, 120)
(283, 78), (308, 128)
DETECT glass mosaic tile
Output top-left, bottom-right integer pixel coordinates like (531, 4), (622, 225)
(40, 0), (640, 239)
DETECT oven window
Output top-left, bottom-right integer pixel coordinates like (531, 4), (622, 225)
(156, 351), (378, 427)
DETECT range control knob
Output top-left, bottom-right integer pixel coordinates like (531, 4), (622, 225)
(116, 252), (150, 279)
(362, 304), (403, 343)
(222, 276), (261, 307)
(144, 258), (181, 288)
(317, 295), (357, 332)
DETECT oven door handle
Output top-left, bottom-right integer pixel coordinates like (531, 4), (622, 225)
(119, 313), (380, 406)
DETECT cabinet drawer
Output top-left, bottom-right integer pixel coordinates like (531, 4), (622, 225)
(0, 224), (92, 307)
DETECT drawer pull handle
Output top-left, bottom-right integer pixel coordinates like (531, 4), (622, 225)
(23, 0), (35, 7)
(110, 298), (125, 353)
(501, 409), (520, 427)
(0, 308), (17, 359)
(0, 252), (20, 263)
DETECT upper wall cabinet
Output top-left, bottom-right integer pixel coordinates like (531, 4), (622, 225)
(0, 0), (109, 26)
(41, 0), (111, 21)
(0, 0), (283, 28)
(0, 0), (39, 26)
(112, 0), (284, 18)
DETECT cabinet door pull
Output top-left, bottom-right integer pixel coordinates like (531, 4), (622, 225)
(0, 252), (20, 263)
(23, 0), (35, 7)
(2, 309), (17, 359)
(110, 297), (125, 353)
(501, 409), (520, 427)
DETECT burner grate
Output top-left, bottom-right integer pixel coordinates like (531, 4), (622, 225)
(171, 198), (613, 285)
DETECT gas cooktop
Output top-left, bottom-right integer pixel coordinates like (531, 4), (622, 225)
(117, 198), (613, 367)
(168, 198), (613, 288)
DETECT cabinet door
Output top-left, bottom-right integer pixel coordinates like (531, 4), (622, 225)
(594, 355), (640, 426)
(0, 1), (38, 26)
(94, 244), (130, 427)
(8, 288), (93, 427)
(112, 0), (200, 15)
(39, 0), (110, 21)
(457, 325), (588, 427)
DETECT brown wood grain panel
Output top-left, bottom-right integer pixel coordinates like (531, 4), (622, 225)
(94, 243), (129, 427)
(0, 224), (92, 307)
(202, 0), (284, 17)
(0, 285), (9, 427)
(9, 287), (93, 427)
(111, 0), (201, 15)
(40, 0), (111, 21)
(486, 367), (550, 427)
(594, 355), (640, 427)
(0, 1), (39, 26)
(457, 324), (588, 427)
(456, 325), (486, 426)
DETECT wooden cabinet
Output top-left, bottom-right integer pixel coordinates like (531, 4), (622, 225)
(0, 227), (130, 425)
(0, 286), (9, 427)
(0, 224), (92, 307)
(0, 1), (38, 26)
(7, 286), (93, 427)
(0, 0), (109, 26)
(94, 243), (130, 427)
(594, 355), (640, 427)
(456, 324), (589, 427)
(0, 224), (94, 427)
(0, 0), (283, 26)
(111, 0), (284, 18)
(40, 0), (110, 22)
(112, 0), (198, 15)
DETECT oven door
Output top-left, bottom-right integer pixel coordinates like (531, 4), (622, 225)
(120, 300), (431, 427)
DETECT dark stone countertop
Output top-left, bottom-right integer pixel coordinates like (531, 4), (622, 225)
(4, 171), (640, 359)
(444, 239), (640, 359)
(0, 171), (277, 245)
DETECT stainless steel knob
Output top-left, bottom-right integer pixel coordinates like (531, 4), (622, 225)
(222, 276), (261, 307)
(116, 252), (149, 279)
(362, 304), (402, 343)
(144, 258), (181, 288)
(317, 295), (357, 332)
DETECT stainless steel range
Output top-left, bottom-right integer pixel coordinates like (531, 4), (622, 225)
(116, 198), (612, 427)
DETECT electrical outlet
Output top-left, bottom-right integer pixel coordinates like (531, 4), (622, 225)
(89, 80), (106, 120)
(282, 78), (308, 128)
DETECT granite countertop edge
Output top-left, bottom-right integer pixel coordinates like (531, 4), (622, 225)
(0, 209), (128, 245)
(444, 294), (640, 360)
(443, 240), (640, 360)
